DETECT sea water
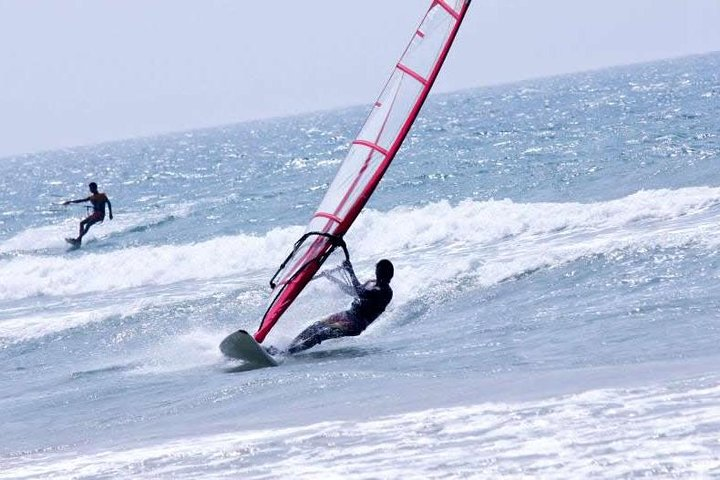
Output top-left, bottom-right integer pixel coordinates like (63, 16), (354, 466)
(1, 52), (719, 478)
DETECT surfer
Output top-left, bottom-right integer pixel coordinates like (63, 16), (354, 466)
(62, 182), (113, 245)
(286, 259), (394, 354)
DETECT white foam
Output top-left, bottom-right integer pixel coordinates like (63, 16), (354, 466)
(347, 186), (720, 259)
(3, 186), (720, 342)
(345, 186), (720, 303)
(3, 376), (719, 478)
(0, 228), (301, 302)
(0, 203), (193, 254)
(0, 305), (130, 341)
(133, 328), (227, 375)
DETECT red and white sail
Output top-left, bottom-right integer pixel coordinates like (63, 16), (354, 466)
(254, 0), (471, 342)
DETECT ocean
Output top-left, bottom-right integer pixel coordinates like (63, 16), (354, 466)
(1, 51), (719, 478)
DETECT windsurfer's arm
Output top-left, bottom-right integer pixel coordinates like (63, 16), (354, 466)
(342, 259), (363, 293)
(323, 270), (358, 297)
(106, 197), (113, 219)
(62, 196), (90, 205)
(319, 261), (362, 297)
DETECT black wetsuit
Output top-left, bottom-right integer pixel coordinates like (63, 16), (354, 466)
(347, 280), (393, 333)
(287, 273), (393, 354)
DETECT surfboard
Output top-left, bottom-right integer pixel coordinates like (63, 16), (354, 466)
(220, 0), (471, 362)
(219, 330), (279, 367)
(65, 238), (81, 249)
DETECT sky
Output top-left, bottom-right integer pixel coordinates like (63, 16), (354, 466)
(0, 0), (719, 159)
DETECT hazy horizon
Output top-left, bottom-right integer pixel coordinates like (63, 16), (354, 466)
(1, 50), (717, 161)
(3, 50), (719, 161)
(2, 0), (719, 159)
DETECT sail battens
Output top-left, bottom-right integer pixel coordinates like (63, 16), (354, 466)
(435, 0), (461, 20)
(397, 63), (428, 86)
(352, 139), (389, 156)
(314, 212), (343, 223)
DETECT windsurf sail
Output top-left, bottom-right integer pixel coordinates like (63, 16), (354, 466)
(254, 0), (471, 343)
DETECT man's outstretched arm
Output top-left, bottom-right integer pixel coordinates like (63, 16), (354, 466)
(63, 196), (90, 205)
(107, 198), (113, 219)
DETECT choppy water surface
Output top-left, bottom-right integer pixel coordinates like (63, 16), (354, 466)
(1, 52), (720, 478)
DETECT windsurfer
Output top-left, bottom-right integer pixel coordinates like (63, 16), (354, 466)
(63, 182), (113, 245)
(286, 259), (394, 354)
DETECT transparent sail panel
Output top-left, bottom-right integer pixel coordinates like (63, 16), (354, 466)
(403, 5), (455, 78)
(358, 71), (424, 151)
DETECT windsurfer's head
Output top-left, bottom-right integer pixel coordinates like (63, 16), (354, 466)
(376, 259), (394, 285)
(88, 182), (98, 194)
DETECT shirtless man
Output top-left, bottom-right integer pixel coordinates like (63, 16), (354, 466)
(63, 182), (113, 245)
(286, 259), (394, 354)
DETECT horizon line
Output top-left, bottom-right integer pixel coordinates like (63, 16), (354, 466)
(2, 49), (717, 162)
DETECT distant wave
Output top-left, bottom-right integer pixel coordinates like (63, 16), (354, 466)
(0, 230), (296, 302)
(0, 204), (192, 256)
(1, 186), (719, 305)
(124, 214), (177, 234)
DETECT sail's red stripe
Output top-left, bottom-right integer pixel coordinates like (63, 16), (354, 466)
(352, 139), (389, 156)
(397, 63), (428, 86)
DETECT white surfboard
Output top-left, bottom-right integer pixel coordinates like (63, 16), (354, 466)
(219, 330), (279, 368)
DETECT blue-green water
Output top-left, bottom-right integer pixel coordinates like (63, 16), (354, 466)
(1, 52), (720, 478)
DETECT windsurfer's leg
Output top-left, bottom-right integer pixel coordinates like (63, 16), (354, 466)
(288, 314), (347, 354)
(78, 217), (99, 241)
